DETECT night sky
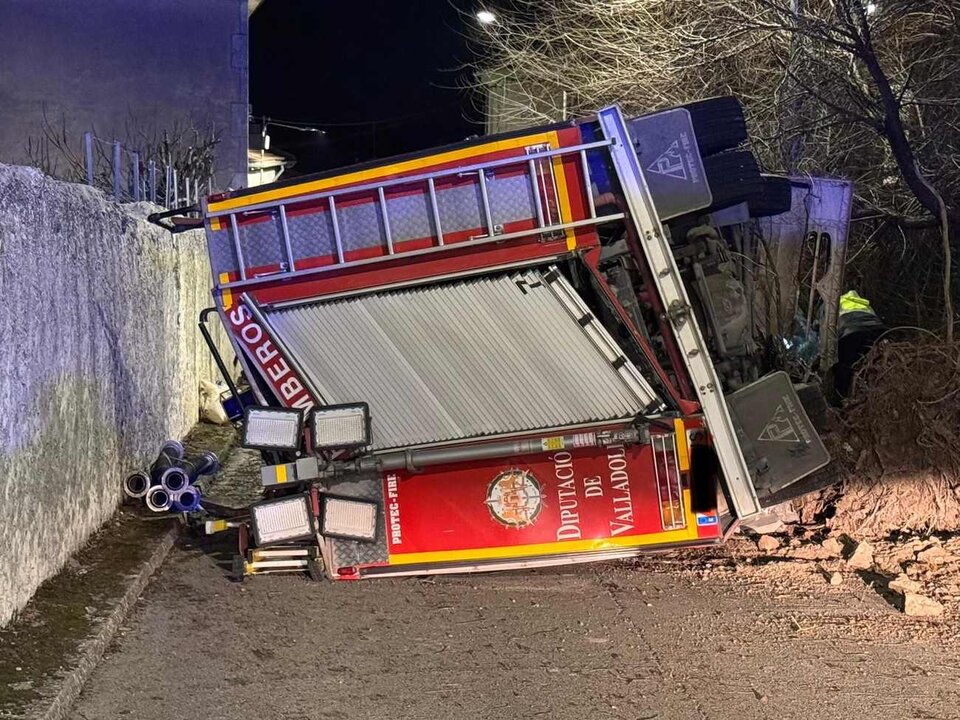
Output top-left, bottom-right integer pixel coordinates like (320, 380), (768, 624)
(250, 0), (482, 175)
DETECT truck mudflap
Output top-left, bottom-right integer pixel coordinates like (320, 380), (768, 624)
(322, 429), (724, 579)
(595, 106), (828, 518)
(726, 372), (830, 502)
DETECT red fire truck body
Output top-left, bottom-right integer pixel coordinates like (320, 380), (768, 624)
(181, 101), (831, 580)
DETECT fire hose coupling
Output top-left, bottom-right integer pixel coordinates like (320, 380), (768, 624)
(122, 471), (151, 499)
(171, 486), (203, 513)
(123, 439), (184, 498)
(145, 485), (173, 513)
(125, 441), (218, 515)
(160, 451), (221, 493)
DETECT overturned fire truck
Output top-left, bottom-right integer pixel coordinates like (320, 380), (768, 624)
(153, 98), (843, 580)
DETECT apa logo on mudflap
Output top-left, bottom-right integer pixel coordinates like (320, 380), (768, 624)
(486, 469), (543, 528)
(647, 140), (688, 180)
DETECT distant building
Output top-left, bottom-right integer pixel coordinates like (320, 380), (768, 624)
(0, 0), (251, 188)
(248, 148), (295, 187)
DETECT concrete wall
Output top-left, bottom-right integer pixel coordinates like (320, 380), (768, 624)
(0, 163), (232, 626)
(0, 0), (248, 188)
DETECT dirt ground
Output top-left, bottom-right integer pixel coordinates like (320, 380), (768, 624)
(65, 529), (960, 720)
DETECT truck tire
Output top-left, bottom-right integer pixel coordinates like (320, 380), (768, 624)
(682, 96), (748, 156)
(703, 151), (763, 211)
(748, 175), (793, 218)
(795, 383), (829, 433)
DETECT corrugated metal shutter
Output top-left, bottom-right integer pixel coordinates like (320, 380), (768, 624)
(263, 269), (655, 450)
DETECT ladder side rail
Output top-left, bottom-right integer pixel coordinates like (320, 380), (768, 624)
(596, 105), (761, 519)
(206, 139), (614, 219)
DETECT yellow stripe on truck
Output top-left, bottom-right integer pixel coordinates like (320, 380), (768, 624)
(674, 419), (690, 472)
(388, 494), (701, 566)
(549, 149), (577, 251)
(208, 131), (564, 214)
(218, 272), (233, 308)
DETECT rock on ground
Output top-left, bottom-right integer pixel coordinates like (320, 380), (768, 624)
(846, 541), (874, 570)
(916, 545), (956, 567)
(903, 593), (945, 618)
(820, 537), (843, 558)
(757, 535), (780, 553)
(888, 574), (923, 595)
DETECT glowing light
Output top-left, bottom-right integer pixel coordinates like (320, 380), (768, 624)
(476, 9), (497, 24)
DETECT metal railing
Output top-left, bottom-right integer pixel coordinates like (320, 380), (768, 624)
(81, 132), (214, 208)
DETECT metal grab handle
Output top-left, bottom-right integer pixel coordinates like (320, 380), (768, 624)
(147, 205), (202, 234)
(199, 307), (244, 413)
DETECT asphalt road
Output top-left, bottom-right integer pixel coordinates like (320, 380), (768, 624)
(68, 531), (960, 720)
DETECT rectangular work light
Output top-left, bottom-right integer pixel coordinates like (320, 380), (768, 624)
(321, 495), (379, 542)
(242, 406), (303, 451)
(311, 403), (371, 450)
(250, 494), (316, 546)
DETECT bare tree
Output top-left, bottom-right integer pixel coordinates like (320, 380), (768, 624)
(471, 0), (960, 340)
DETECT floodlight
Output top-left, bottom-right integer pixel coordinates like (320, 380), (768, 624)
(242, 406), (303, 451)
(321, 495), (379, 542)
(250, 494), (316, 546)
(311, 403), (371, 450)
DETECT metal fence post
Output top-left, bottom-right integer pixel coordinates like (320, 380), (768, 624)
(131, 152), (141, 202)
(164, 165), (172, 207)
(173, 168), (179, 206)
(185, 176), (192, 205)
(112, 141), (122, 200)
(149, 161), (157, 203)
(194, 178), (200, 204)
(83, 132), (94, 186)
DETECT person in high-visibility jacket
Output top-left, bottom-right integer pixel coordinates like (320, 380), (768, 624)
(834, 290), (886, 397)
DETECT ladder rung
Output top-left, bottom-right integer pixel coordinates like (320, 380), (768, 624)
(477, 169), (494, 236)
(328, 196), (345, 264)
(580, 150), (596, 219)
(229, 213), (247, 281)
(427, 177), (444, 246)
(528, 158), (545, 229)
(377, 186), (395, 254)
(278, 204), (296, 271)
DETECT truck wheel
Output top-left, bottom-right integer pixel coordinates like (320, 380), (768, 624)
(703, 151), (763, 211)
(748, 175), (793, 218)
(682, 96), (748, 156)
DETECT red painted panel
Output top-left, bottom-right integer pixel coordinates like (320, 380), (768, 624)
(383, 443), (668, 557)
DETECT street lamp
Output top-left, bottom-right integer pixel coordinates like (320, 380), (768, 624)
(476, 9), (497, 24)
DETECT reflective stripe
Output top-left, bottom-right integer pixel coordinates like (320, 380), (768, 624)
(673, 419), (690, 472)
(219, 272), (233, 309)
(839, 290), (874, 315)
